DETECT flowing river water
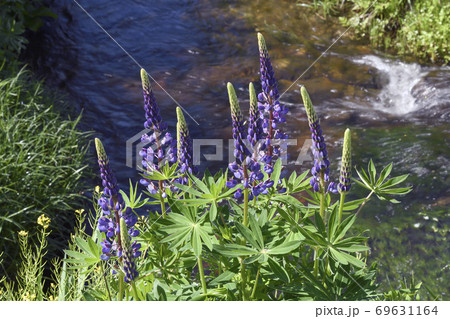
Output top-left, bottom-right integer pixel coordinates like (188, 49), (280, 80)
(29, 0), (449, 298)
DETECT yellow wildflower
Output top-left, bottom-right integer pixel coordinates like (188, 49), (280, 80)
(48, 295), (58, 301)
(37, 214), (51, 229)
(75, 209), (85, 215)
(22, 292), (36, 301)
(95, 186), (100, 193)
(18, 230), (28, 237)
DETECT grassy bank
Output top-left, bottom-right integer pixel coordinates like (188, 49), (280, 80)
(0, 0), (90, 277)
(301, 0), (449, 64)
(0, 65), (91, 276)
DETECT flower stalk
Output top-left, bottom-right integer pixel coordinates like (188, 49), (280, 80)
(338, 128), (352, 223)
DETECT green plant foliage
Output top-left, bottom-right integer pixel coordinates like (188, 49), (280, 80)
(0, 65), (90, 276)
(301, 0), (449, 64)
(0, 0), (56, 61)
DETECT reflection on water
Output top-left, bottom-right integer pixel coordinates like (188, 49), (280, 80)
(30, 0), (449, 298)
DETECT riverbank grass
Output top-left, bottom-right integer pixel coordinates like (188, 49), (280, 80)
(303, 0), (449, 64)
(0, 65), (90, 275)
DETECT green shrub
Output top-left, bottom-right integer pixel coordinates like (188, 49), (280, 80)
(302, 0), (449, 64)
(0, 65), (90, 276)
(0, 0), (56, 61)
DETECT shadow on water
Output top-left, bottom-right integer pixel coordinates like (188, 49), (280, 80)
(28, 0), (449, 299)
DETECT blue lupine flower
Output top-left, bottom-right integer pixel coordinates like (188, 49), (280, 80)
(95, 138), (139, 261)
(139, 69), (177, 196)
(120, 218), (139, 283)
(176, 107), (197, 184)
(257, 33), (289, 164)
(248, 82), (264, 151)
(301, 87), (332, 193)
(226, 83), (274, 200)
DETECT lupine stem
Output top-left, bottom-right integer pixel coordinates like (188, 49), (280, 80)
(319, 172), (326, 219)
(159, 186), (166, 218)
(197, 256), (207, 294)
(313, 247), (319, 278)
(240, 258), (247, 301)
(338, 192), (346, 225)
(118, 273), (124, 301)
(100, 261), (112, 301)
(251, 265), (261, 300)
(243, 164), (249, 227)
(355, 190), (374, 216)
(131, 281), (139, 301)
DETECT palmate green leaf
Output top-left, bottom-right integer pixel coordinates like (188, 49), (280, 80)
(192, 226), (202, 257)
(379, 187), (411, 195)
(271, 158), (282, 184)
(64, 249), (90, 261)
(243, 254), (262, 264)
(340, 251), (366, 268)
(338, 245), (370, 253)
(188, 173), (210, 194)
(58, 258), (68, 301)
(376, 162), (393, 186)
(376, 194), (401, 203)
(174, 183), (204, 197)
(288, 170), (297, 186)
(355, 167), (372, 190)
(267, 240), (301, 255)
(209, 271), (237, 286)
(314, 211), (326, 235)
(249, 215), (264, 248)
(75, 237), (97, 258)
(380, 175), (410, 189)
(213, 244), (258, 257)
(267, 257), (290, 283)
(337, 236), (368, 247)
(343, 199), (366, 211)
(178, 198), (212, 206)
(236, 222), (261, 250)
(163, 227), (192, 249)
(197, 226), (213, 251)
(329, 247), (348, 265)
(329, 247), (366, 268)
(327, 205), (340, 242)
(168, 212), (193, 225)
(292, 170), (311, 192)
(209, 201), (217, 221)
(272, 195), (303, 207)
(333, 214), (357, 243)
(368, 159), (376, 184)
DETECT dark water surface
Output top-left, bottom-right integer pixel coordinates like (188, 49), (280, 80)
(30, 0), (449, 298)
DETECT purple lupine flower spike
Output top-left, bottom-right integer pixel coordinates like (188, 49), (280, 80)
(226, 83), (274, 200)
(257, 33), (289, 163)
(95, 138), (139, 261)
(248, 82), (264, 151)
(228, 83), (251, 165)
(141, 69), (167, 132)
(120, 218), (139, 283)
(300, 87), (331, 193)
(139, 69), (177, 196)
(176, 107), (196, 182)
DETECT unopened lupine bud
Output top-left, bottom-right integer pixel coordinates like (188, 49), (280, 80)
(301, 87), (330, 192)
(338, 128), (352, 192)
